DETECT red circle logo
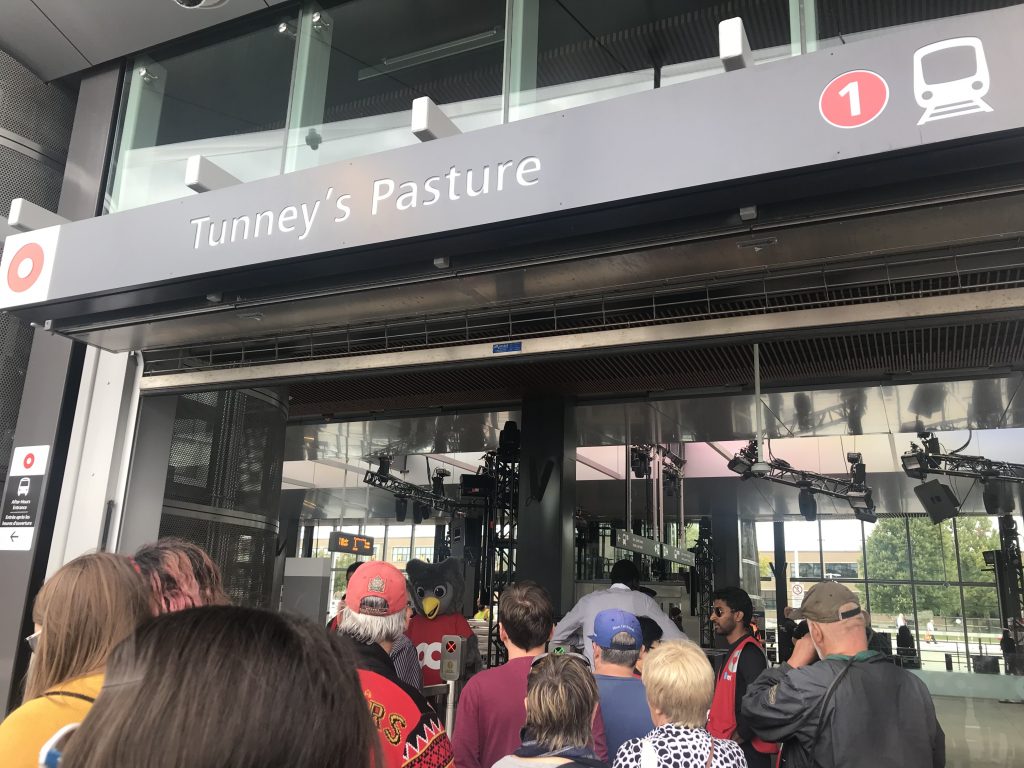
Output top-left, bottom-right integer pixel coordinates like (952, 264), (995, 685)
(23, 453), (35, 469)
(819, 70), (889, 128)
(7, 242), (45, 293)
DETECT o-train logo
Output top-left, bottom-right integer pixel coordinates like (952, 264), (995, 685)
(0, 226), (59, 309)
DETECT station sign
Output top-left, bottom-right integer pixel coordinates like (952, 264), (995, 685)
(327, 531), (374, 556)
(612, 529), (661, 558)
(660, 542), (696, 567)
(0, 445), (49, 551)
(2, 6), (1024, 318)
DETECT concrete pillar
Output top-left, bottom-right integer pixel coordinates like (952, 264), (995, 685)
(516, 396), (576, 616)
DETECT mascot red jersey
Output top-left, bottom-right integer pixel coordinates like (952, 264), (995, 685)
(406, 558), (481, 686)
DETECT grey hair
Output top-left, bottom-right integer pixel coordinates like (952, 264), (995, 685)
(599, 631), (641, 668)
(340, 603), (406, 645)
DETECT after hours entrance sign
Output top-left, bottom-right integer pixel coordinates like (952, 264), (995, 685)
(0, 445), (50, 551)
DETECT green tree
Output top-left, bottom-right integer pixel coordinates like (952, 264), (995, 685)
(865, 516), (999, 619)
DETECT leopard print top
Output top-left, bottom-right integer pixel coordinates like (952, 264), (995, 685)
(613, 724), (747, 768)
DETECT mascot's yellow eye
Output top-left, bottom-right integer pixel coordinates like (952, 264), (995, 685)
(433, 586), (448, 598)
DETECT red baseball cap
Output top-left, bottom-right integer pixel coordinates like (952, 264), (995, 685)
(344, 561), (407, 616)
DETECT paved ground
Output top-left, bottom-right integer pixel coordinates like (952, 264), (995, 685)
(934, 695), (1024, 767)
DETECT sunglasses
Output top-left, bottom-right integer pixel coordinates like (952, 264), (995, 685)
(710, 606), (730, 618)
(25, 631), (40, 653)
(531, 650), (592, 669)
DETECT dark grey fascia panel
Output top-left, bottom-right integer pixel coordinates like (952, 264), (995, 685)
(5, 6), (1024, 328)
(3, 0), (271, 82)
(0, 1), (90, 82)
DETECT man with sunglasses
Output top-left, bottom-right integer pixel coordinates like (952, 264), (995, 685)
(707, 587), (775, 768)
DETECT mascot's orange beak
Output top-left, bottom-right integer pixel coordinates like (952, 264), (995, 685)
(422, 596), (441, 619)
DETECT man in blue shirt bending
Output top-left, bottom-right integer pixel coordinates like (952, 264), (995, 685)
(590, 609), (655, 760)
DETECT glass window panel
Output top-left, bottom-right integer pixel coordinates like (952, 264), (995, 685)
(865, 517), (910, 581)
(508, 0), (793, 122)
(107, 14), (299, 212)
(285, 0), (506, 172)
(909, 518), (958, 583)
(955, 517), (999, 584)
(914, 585), (966, 672)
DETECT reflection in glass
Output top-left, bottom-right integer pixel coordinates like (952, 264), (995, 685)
(108, 15), (299, 212)
(507, 0), (793, 121)
(285, 0), (505, 172)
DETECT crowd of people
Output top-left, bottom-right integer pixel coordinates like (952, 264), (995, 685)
(0, 549), (947, 768)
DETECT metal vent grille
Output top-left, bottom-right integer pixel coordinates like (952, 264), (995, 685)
(283, 318), (1024, 417)
(164, 389), (287, 516)
(143, 246), (1024, 377)
(817, 0), (1024, 39)
(0, 145), (63, 220)
(157, 513), (276, 609)
(0, 51), (75, 158)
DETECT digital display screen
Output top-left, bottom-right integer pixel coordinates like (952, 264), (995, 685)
(328, 532), (375, 555)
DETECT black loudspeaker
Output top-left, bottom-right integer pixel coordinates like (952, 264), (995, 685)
(982, 480), (1015, 515)
(914, 480), (960, 524)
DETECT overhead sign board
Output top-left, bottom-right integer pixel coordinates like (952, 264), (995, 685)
(612, 529), (661, 558)
(0, 445), (50, 551)
(327, 531), (374, 556)
(660, 542), (696, 567)
(3, 7), (1024, 313)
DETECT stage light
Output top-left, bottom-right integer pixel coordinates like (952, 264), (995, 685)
(631, 447), (651, 479)
(413, 501), (430, 524)
(901, 452), (929, 480)
(377, 455), (392, 477)
(728, 455), (752, 475)
(498, 421), (521, 458)
(394, 496), (408, 522)
(798, 487), (817, 521)
(431, 467), (450, 497)
(847, 489), (873, 511)
(854, 509), (878, 524)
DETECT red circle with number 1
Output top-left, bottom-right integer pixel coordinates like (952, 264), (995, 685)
(819, 70), (889, 128)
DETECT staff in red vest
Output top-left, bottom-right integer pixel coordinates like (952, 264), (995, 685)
(707, 587), (778, 768)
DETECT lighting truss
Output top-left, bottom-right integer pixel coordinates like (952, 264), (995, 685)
(901, 432), (1024, 483)
(728, 440), (875, 517)
(901, 431), (1024, 654)
(362, 469), (473, 517)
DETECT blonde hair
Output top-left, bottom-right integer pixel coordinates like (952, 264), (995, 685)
(25, 553), (153, 701)
(642, 640), (714, 728)
(525, 655), (598, 751)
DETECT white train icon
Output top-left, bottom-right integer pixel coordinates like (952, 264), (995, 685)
(914, 37), (993, 125)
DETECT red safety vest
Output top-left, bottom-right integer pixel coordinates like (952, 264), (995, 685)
(708, 634), (779, 755)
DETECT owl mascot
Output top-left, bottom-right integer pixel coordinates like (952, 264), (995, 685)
(406, 557), (482, 685)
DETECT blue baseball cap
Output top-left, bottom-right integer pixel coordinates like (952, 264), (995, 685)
(588, 609), (642, 650)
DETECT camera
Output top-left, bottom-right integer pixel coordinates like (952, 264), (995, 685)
(847, 452), (863, 465)
(173, 0), (229, 9)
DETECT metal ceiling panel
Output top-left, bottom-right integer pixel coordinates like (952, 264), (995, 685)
(6, 0), (271, 82)
(0, 1), (90, 81)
